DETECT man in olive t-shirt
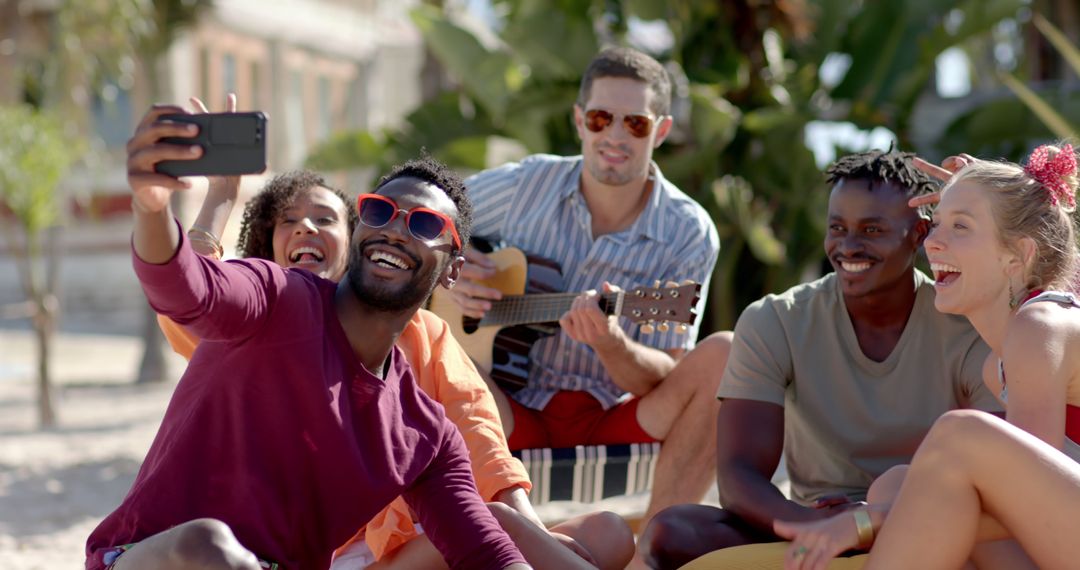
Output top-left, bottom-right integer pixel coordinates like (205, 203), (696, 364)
(638, 149), (1002, 569)
(718, 268), (995, 502)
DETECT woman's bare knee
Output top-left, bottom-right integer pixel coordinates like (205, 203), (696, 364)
(868, 465), (909, 504)
(924, 411), (997, 459)
(583, 511), (632, 546)
(565, 511), (633, 569)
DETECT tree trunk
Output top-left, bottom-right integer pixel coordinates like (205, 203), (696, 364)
(34, 292), (56, 428)
(23, 228), (58, 428)
(136, 302), (169, 384)
(135, 52), (177, 384)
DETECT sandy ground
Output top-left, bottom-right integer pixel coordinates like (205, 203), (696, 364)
(0, 327), (187, 569)
(0, 326), (769, 569)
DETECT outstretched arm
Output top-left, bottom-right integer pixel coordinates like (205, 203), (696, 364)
(128, 104), (281, 343)
(156, 95), (241, 359)
(128, 104), (200, 262)
(186, 94), (242, 258)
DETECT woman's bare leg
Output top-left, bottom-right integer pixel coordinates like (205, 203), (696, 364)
(865, 411), (1080, 569)
(867, 465), (907, 504)
(968, 540), (1037, 570)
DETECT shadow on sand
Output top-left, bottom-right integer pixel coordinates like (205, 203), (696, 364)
(0, 456), (141, 538)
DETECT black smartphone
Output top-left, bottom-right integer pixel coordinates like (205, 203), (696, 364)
(156, 111), (268, 177)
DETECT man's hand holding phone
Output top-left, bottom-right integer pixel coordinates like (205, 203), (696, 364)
(127, 104), (204, 215)
(155, 105), (267, 178)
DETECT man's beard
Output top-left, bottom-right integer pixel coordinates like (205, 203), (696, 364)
(346, 241), (442, 312)
(586, 145), (641, 187)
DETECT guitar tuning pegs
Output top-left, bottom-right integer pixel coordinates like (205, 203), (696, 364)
(657, 322), (670, 333)
(665, 280), (679, 288)
(681, 279), (694, 286)
(676, 324), (689, 334)
(641, 323), (656, 334)
(653, 280), (662, 289)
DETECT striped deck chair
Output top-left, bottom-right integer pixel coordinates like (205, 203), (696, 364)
(512, 442), (662, 505)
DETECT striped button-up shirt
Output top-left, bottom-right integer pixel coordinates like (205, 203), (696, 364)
(466, 154), (720, 410)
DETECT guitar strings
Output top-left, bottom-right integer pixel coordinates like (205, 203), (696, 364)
(480, 292), (627, 326)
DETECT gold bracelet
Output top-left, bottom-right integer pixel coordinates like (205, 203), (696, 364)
(187, 225), (224, 258)
(853, 508), (874, 549)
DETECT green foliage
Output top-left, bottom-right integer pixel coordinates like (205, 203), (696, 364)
(0, 106), (80, 234)
(940, 12), (1080, 161)
(998, 13), (1080, 141)
(828, 0), (1025, 138)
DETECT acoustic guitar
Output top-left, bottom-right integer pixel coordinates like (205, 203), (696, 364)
(428, 246), (701, 392)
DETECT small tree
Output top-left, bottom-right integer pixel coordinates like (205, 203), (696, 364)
(0, 105), (80, 428)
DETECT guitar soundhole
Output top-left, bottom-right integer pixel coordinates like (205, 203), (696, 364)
(463, 317), (480, 334)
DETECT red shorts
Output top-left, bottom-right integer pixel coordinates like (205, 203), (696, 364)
(506, 390), (658, 450)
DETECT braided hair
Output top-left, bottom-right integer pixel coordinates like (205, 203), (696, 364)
(826, 148), (937, 199)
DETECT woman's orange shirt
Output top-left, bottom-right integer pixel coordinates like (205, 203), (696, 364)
(157, 308), (529, 561)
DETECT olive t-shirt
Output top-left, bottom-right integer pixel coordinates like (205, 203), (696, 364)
(717, 271), (1001, 504)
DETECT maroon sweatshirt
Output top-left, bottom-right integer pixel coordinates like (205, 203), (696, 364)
(86, 230), (524, 570)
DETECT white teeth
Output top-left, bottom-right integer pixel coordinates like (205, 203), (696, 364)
(840, 261), (872, 273)
(930, 262), (961, 274)
(369, 250), (409, 270)
(289, 246), (324, 263)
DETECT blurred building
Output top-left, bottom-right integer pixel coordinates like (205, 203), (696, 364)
(0, 0), (425, 331)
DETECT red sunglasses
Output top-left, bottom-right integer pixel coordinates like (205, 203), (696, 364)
(583, 108), (660, 138)
(356, 193), (462, 251)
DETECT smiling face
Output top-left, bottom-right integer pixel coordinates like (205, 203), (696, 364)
(270, 185), (350, 280)
(924, 181), (1019, 316)
(574, 76), (671, 189)
(345, 176), (462, 313)
(824, 178), (928, 298)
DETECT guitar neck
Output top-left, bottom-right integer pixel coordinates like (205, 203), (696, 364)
(479, 292), (624, 328)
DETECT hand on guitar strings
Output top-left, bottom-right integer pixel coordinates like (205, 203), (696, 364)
(448, 248), (503, 318)
(559, 282), (625, 352)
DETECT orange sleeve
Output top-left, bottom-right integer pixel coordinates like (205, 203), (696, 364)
(357, 310), (530, 561)
(421, 310), (531, 500)
(156, 314), (200, 361)
(155, 245), (220, 361)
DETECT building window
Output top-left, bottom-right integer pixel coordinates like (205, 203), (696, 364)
(199, 46), (211, 103)
(223, 53), (237, 98)
(91, 83), (133, 148)
(250, 61), (262, 110)
(287, 70), (307, 166)
(318, 75), (331, 139)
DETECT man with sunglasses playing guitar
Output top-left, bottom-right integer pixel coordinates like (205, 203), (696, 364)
(447, 47), (731, 566)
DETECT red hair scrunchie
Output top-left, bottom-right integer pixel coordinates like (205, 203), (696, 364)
(1024, 144), (1077, 208)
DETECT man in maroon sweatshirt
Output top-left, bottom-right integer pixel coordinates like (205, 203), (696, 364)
(86, 104), (530, 570)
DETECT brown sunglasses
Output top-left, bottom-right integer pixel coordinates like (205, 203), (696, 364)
(583, 108), (659, 138)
